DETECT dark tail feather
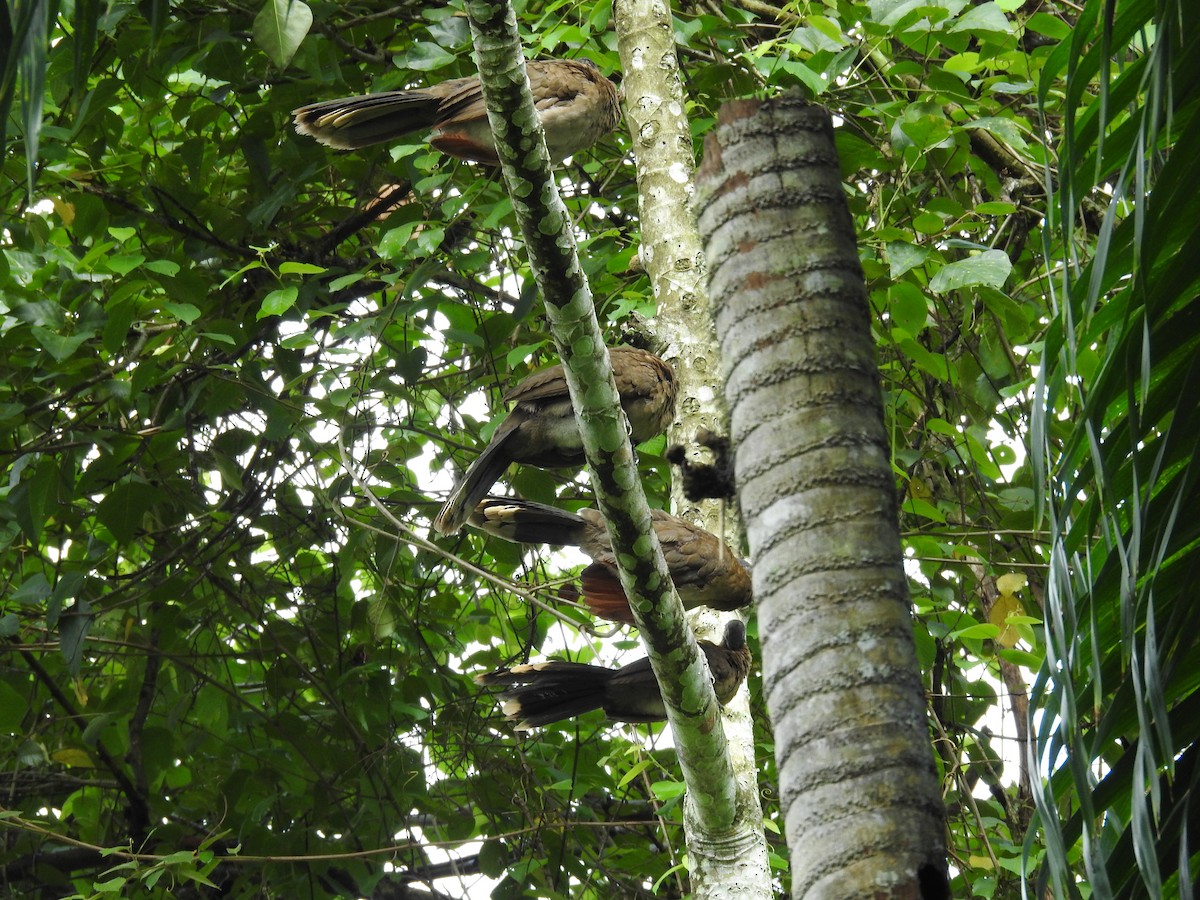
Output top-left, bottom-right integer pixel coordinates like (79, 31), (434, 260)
(468, 498), (589, 546)
(476, 661), (611, 729)
(434, 437), (515, 535)
(579, 564), (635, 624)
(293, 91), (441, 150)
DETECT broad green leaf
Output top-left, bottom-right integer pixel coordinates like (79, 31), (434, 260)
(928, 250), (1012, 292)
(96, 481), (159, 545)
(31, 326), (92, 361)
(887, 242), (931, 280)
(253, 0), (312, 68)
(650, 780), (686, 800)
(105, 253), (145, 275)
(404, 41), (456, 71)
(948, 3), (1010, 34)
(165, 302), (201, 323)
(952, 623), (1001, 641)
(257, 285), (298, 318)
(0, 680), (29, 731)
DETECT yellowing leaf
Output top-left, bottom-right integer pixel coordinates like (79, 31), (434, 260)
(52, 748), (96, 768)
(989, 593), (1025, 648)
(996, 572), (1027, 595)
(52, 197), (75, 225)
(908, 477), (933, 501)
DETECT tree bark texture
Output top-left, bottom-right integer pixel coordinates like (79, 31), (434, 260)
(614, 0), (772, 895)
(696, 95), (950, 899)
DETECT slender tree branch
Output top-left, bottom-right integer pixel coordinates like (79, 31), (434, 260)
(461, 0), (741, 844)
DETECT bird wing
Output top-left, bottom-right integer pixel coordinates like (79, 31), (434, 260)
(424, 73), (489, 127)
(431, 61), (588, 127)
(652, 512), (752, 611)
(501, 361), (570, 405)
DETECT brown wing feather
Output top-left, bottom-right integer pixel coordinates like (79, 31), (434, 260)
(423, 73), (488, 125)
(502, 361), (570, 405)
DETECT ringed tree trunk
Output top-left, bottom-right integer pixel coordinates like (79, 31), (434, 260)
(696, 95), (950, 898)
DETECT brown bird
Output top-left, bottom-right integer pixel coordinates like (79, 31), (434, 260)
(433, 347), (676, 536)
(293, 59), (621, 164)
(476, 620), (751, 729)
(469, 498), (751, 624)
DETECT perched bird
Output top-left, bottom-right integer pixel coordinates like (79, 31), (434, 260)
(476, 620), (752, 729)
(293, 58), (621, 164)
(469, 498), (751, 624)
(433, 347), (676, 536)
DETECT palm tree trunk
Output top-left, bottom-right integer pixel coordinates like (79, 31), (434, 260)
(696, 94), (950, 897)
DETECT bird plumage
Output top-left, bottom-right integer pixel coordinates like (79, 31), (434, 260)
(476, 620), (752, 729)
(469, 498), (751, 624)
(293, 59), (621, 163)
(433, 348), (676, 535)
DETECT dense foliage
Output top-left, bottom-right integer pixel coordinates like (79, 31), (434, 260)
(1, 0), (1194, 896)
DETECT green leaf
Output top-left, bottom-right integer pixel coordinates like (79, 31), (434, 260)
(650, 780), (686, 800)
(952, 623), (1001, 641)
(258, 285), (298, 319)
(945, 52), (980, 74)
(278, 261), (326, 275)
(617, 758), (653, 788)
(105, 253), (145, 275)
(1026, 11), (1071, 39)
(96, 481), (160, 545)
(478, 840), (507, 878)
(0, 680), (29, 731)
(144, 259), (181, 276)
(964, 117), (1030, 153)
(948, 2), (1010, 34)
(165, 302), (201, 323)
(31, 326), (92, 362)
(404, 41), (456, 72)
(12, 573), (51, 605)
(253, 0), (312, 68)
(47, 572), (85, 631)
(11, 456), (59, 543)
(928, 250), (1012, 292)
(59, 598), (93, 676)
(887, 242), (931, 279)
(889, 281), (930, 330)
(329, 272), (366, 291)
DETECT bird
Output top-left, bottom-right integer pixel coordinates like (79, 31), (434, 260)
(468, 498), (751, 624)
(433, 347), (677, 535)
(292, 58), (621, 164)
(475, 620), (752, 729)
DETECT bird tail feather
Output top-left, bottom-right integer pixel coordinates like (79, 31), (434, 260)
(293, 91), (441, 150)
(476, 662), (611, 729)
(434, 436), (516, 536)
(468, 498), (589, 546)
(579, 564), (635, 624)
